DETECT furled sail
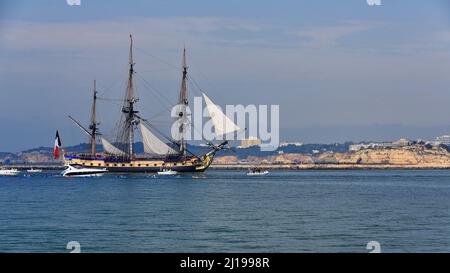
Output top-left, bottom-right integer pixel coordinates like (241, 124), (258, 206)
(203, 93), (241, 137)
(101, 137), (126, 156)
(175, 47), (189, 156)
(140, 123), (178, 155)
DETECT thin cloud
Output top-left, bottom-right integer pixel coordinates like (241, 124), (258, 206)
(294, 21), (382, 48)
(0, 17), (266, 52)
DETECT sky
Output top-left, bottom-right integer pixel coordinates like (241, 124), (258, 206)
(1, 0), (450, 151)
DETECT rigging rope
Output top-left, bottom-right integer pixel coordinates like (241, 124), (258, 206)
(135, 72), (174, 109)
(134, 46), (180, 71)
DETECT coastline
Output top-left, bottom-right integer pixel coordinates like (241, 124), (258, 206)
(211, 164), (450, 170)
(6, 163), (450, 171)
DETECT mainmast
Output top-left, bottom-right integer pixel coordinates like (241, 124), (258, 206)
(89, 79), (99, 155)
(177, 47), (189, 156)
(122, 34), (139, 158)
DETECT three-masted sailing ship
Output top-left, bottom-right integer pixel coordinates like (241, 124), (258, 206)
(63, 35), (239, 173)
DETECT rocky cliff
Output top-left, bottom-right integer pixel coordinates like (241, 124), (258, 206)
(0, 150), (55, 165)
(214, 144), (450, 166)
(315, 145), (450, 165)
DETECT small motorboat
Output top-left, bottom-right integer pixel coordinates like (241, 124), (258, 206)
(27, 168), (43, 173)
(157, 169), (178, 176)
(61, 164), (107, 177)
(0, 168), (20, 176)
(246, 168), (269, 176)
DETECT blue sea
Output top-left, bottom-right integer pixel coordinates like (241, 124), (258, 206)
(0, 170), (448, 253)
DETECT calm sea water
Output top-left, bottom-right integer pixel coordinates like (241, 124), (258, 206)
(0, 170), (448, 253)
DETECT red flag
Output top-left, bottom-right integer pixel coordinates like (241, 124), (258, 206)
(54, 130), (62, 159)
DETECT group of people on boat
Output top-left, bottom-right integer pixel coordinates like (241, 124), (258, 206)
(246, 168), (269, 176)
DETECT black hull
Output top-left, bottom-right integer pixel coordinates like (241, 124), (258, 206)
(63, 153), (215, 173)
(104, 165), (203, 173)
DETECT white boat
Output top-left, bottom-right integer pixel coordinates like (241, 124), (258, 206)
(246, 169), (269, 176)
(157, 169), (178, 176)
(27, 168), (43, 173)
(61, 164), (107, 177)
(0, 168), (20, 176)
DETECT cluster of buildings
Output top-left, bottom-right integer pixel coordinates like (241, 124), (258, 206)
(237, 137), (303, 149)
(235, 134), (450, 153)
(349, 138), (411, 151)
(349, 135), (450, 152)
(238, 137), (262, 148)
(434, 135), (450, 146)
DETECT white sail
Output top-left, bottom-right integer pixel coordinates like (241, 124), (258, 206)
(140, 123), (178, 155)
(101, 138), (125, 156)
(203, 93), (241, 137)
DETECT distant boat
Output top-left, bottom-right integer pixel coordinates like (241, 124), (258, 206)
(247, 169), (269, 176)
(157, 169), (178, 176)
(0, 168), (20, 176)
(27, 168), (43, 173)
(61, 164), (107, 178)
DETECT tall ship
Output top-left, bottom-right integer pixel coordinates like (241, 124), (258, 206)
(63, 35), (240, 172)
